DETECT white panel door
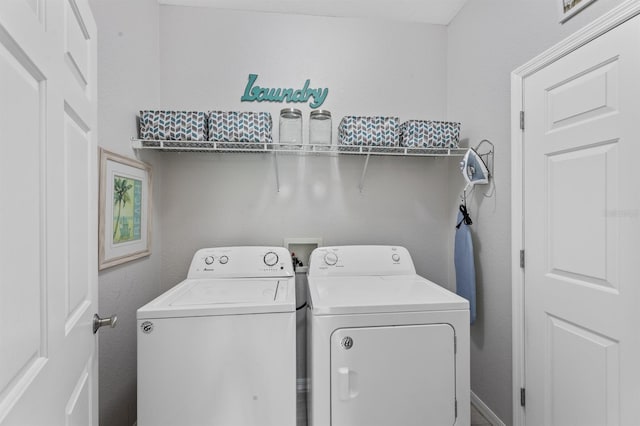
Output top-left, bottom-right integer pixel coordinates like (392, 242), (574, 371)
(0, 1), (98, 425)
(523, 15), (640, 426)
(331, 324), (456, 426)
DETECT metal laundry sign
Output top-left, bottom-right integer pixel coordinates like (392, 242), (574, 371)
(240, 74), (329, 108)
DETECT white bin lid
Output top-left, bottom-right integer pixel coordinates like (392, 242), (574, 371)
(137, 278), (295, 319)
(308, 275), (468, 316)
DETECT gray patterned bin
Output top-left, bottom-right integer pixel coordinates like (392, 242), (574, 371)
(400, 120), (460, 149)
(139, 110), (207, 141)
(207, 111), (273, 144)
(338, 116), (399, 147)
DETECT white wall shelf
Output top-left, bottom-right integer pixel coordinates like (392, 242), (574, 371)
(131, 138), (467, 157)
(131, 138), (466, 192)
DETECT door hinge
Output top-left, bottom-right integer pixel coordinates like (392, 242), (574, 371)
(520, 111), (525, 130)
(520, 388), (526, 407)
(455, 399), (458, 418)
(520, 249), (525, 268)
(454, 335), (457, 354)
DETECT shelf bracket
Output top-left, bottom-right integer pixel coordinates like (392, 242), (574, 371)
(358, 148), (372, 193)
(273, 150), (281, 192)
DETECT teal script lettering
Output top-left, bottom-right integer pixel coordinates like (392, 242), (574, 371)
(241, 74), (329, 109)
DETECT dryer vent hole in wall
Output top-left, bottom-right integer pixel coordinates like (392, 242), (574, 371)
(284, 238), (322, 311)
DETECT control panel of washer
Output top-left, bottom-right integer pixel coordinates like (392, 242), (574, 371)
(187, 247), (293, 278)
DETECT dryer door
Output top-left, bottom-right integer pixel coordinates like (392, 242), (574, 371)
(331, 324), (456, 426)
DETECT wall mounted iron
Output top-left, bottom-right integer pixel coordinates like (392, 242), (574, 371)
(460, 139), (493, 186)
(459, 139), (494, 202)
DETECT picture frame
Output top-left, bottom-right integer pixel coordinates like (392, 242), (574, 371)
(99, 148), (152, 270)
(559, 0), (597, 23)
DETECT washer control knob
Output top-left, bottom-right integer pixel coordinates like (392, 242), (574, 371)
(204, 256), (215, 265)
(264, 251), (279, 267)
(324, 252), (338, 266)
(392, 253), (400, 262)
(219, 255), (229, 264)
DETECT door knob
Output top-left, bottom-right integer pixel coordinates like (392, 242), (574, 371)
(93, 313), (117, 334)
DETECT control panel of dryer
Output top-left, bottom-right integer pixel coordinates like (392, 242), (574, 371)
(308, 246), (416, 277)
(188, 246), (294, 279)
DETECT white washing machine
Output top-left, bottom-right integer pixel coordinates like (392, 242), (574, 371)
(307, 245), (470, 426)
(137, 246), (296, 426)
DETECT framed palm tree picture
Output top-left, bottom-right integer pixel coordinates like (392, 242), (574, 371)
(558, 0), (597, 22)
(99, 148), (152, 270)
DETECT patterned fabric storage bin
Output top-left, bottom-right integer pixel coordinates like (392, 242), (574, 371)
(400, 120), (461, 149)
(139, 111), (207, 141)
(207, 111), (273, 144)
(338, 116), (399, 147)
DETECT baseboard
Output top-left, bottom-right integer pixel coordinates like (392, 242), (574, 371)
(471, 390), (506, 426)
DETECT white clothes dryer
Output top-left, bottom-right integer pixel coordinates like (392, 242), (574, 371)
(307, 245), (470, 426)
(137, 246), (296, 426)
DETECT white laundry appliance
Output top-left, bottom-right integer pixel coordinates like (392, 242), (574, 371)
(307, 245), (470, 426)
(137, 246), (296, 426)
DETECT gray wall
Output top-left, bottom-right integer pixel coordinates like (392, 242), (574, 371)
(88, 2), (630, 424)
(156, 6), (455, 292)
(90, 5), (455, 426)
(158, 6), (448, 144)
(89, 1), (162, 425)
(447, 0), (625, 423)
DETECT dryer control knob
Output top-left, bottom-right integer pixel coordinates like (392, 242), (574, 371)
(324, 252), (338, 266)
(392, 253), (400, 262)
(264, 251), (279, 267)
(204, 256), (215, 265)
(219, 255), (229, 264)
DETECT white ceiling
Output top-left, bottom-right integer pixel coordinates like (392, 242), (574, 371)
(158, 0), (469, 25)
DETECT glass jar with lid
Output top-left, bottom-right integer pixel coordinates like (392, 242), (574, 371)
(279, 108), (303, 147)
(309, 110), (332, 148)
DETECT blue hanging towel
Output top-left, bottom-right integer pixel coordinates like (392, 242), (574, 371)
(455, 208), (477, 324)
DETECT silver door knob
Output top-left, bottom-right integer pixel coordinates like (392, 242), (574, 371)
(93, 313), (117, 334)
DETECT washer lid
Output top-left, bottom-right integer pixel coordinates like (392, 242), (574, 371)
(308, 275), (468, 315)
(137, 277), (295, 319)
